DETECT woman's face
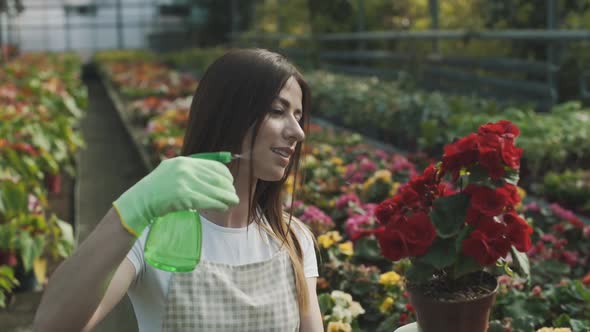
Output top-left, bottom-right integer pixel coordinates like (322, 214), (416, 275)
(241, 76), (306, 182)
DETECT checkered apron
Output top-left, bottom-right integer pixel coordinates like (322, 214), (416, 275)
(161, 249), (300, 331)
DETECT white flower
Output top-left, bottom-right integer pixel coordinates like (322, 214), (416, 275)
(331, 306), (353, 324)
(331, 290), (353, 307)
(349, 301), (365, 317)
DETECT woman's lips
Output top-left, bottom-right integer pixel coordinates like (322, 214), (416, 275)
(271, 149), (290, 166)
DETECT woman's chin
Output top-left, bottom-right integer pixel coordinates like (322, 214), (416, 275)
(258, 169), (287, 182)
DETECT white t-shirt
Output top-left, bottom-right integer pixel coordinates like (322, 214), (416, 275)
(126, 214), (319, 332)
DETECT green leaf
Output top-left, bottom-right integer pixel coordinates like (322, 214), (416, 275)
(510, 246), (530, 280)
(468, 165), (489, 184)
(430, 193), (470, 238)
(573, 280), (590, 302)
(570, 319), (590, 332)
(18, 233), (45, 273)
(504, 168), (520, 186)
(554, 313), (570, 327)
(406, 261), (436, 282)
(375, 314), (399, 332)
(453, 255), (481, 279)
(317, 293), (334, 316)
(415, 238), (456, 269)
(454, 225), (472, 253)
(487, 320), (505, 332)
(354, 237), (382, 261)
(511, 316), (537, 331)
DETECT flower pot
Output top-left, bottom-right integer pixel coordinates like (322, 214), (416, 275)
(44, 173), (62, 194)
(13, 259), (38, 293)
(407, 272), (498, 332)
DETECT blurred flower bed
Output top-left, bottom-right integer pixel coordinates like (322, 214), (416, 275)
(0, 53), (86, 307)
(307, 71), (590, 218)
(95, 49), (590, 332)
(96, 48), (590, 218)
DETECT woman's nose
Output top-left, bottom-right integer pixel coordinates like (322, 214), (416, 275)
(285, 117), (305, 143)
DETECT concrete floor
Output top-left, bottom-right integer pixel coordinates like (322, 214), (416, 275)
(1, 71), (146, 331)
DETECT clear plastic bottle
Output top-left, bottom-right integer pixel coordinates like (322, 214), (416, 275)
(144, 210), (203, 272)
(143, 152), (235, 272)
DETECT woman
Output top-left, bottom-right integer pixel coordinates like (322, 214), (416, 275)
(34, 49), (324, 332)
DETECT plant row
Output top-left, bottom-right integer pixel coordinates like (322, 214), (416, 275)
(96, 48), (590, 218)
(0, 53), (86, 307)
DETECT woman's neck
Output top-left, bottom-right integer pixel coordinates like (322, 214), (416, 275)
(200, 167), (256, 228)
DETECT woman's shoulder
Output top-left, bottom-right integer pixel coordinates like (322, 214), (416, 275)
(281, 211), (316, 244)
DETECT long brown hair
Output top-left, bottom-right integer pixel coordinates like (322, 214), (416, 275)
(181, 48), (312, 312)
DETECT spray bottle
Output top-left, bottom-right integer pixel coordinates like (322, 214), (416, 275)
(144, 151), (239, 272)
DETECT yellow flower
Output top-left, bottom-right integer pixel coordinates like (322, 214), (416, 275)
(320, 144), (334, 154)
(328, 199), (336, 208)
(517, 186), (527, 199)
(337, 166), (347, 175)
(318, 231), (342, 249)
(379, 297), (395, 313)
(379, 271), (402, 286)
(330, 157), (344, 166)
(390, 182), (401, 196)
(318, 234), (335, 249)
(327, 321), (352, 332)
(515, 186), (526, 210)
(536, 328), (572, 332)
(325, 230), (343, 242)
(284, 175), (295, 194)
(338, 241), (354, 256)
(375, 170), (392, 182)
(362, 177), (376, 192)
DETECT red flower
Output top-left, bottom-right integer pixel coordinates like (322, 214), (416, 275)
(462, 221), (511, 265)
(503, 212), (533, 252)
(375, 196), (399, 224)
(403, 212), (437, 257)
(478, 120), (520, 139)
(399, 313), (409, 325)
(465, 185), (509, 216)
(11, 142), (39, 156)
(479, 148), (506, 180)
(497, 184), (521, 207)
(501, 142), (523, 169)
(582, 271), (590, 286)
(442, 133), (479, 178)
(376, 212), (436, 260)
(465, 207), (496, 228)
(376, 224), (410, 261)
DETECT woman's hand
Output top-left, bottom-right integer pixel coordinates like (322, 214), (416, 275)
(113, 156), (240, 236)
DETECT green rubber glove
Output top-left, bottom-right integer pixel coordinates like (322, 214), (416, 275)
(113, 156), (239, 237)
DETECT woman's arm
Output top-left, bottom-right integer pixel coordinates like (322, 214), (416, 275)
(300, 277), (325, 332)
(33, 207), (137, 332)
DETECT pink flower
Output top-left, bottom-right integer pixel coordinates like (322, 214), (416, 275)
(560, 250), (579, 267)
(523, 202), (540, 212)
(584, 225), (590, 238)
(374, 149), (389, 161)
(498, 275), (512, 285)
(345, 203), (378, 241)
(550, 203), (584, 229)
(358, 157), (377, 172)
(28, 194), (42, 214)
(344, 164), (365, 184)
(300, 206), (333, 225)
(390, 155), (418, 177)
(336, 193), (361, 210)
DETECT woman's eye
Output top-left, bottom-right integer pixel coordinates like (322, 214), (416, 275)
(272, 109), (284, 115)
